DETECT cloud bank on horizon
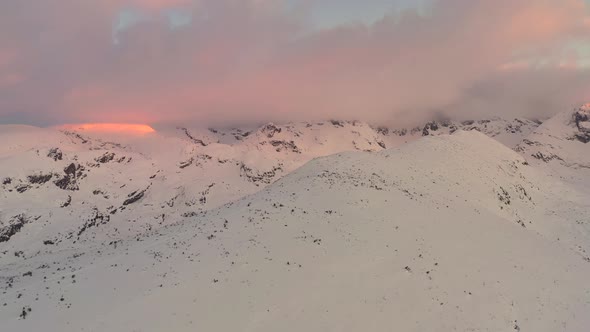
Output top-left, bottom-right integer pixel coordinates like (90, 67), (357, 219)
(1, 0), (589, 126)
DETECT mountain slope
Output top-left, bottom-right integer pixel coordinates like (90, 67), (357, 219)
(515, 104), (590, 192)
(1, 130), (588, 332)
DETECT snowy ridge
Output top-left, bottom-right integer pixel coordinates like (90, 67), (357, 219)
(0, 117), (540, 250)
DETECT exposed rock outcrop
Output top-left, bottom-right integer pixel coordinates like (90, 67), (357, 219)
(269, 140), (301, 153)
(179, 128), (208, 146)
(27, 173), (54, 185)
(240, 163), (283, 185)
(260, 123), (282, 138)
(571, 106), (590, 143)
(95, 152), (116, 163)
(54, 163), (86, 191)
(0, 214), (30, 243)
(76, 209), (110, 237)
(123, 187), (149, 206)
(47, 148), (63, 161)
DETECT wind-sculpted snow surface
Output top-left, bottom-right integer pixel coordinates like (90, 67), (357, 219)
(0, 116), (589, 331)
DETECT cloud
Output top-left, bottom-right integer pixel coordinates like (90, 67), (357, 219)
(0, 49), (17, 68)
(0, 0), (589, 126)
(128, 0), (191, 10)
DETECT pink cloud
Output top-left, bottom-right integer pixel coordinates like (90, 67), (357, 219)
(127, 0), (191, 10)
(1, 0), (589, 126)
(0, 73), (25, 88)
(0, 49), (18, 68)
(498, 61), (532, 72)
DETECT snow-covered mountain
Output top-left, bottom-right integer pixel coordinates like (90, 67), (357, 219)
(515, 104), (590, 192)
(0, 117), (540, 250)
(1, 111), (589, 331)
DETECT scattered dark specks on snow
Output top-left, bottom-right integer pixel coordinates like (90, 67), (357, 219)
(16, 184), (31, 193)
(514, 321), (521, 331)
(531, 152), (563, 163)
(62, 131), (89, 144)
(76, 209), (111, 237)
(496, 187), (511, 206)
(20, 306), (31, 319)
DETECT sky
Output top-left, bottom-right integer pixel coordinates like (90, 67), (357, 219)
(1, 0), (590, 126)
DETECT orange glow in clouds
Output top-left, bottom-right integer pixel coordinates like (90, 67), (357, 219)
(60, 123), (156, 134)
